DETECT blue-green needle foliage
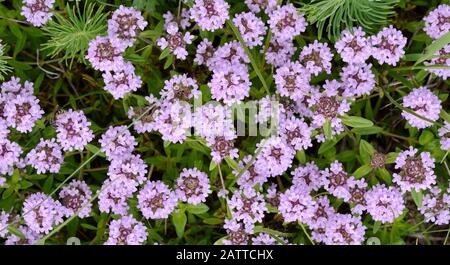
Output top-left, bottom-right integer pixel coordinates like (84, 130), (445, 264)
(41, 1), (109, 66)
(300, 0), (399, 40)
(0, 40), (11, 81)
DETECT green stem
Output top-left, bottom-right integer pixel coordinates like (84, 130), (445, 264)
(384, 90), (445, 128)
(226, 20), (270, 95)
(299, 222), (315, 245)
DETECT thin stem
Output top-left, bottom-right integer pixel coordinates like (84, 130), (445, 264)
(227, 20), (270, 95)
(384, 90), (445, 128)
(299, 222), (315, 245)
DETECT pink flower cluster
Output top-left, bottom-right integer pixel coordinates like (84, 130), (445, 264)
(87, 6), (146, 99)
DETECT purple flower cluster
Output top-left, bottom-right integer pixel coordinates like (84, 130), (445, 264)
(393, 147), (436, 192)
(252, 233), (287, 245)
(21, 0), (55, 27)
(22, 192), (64, 234)
(274, 61), (311, 101)
(208, 64), (251, 105)
(107, 154), (148, 193)
(98, 178), (132, 215)
(190, 0), (230, 31)
(105, 215), (147, 245)
(424, 4), (450, 39)
(223, 219), (251, 245)
(278, 185), (315, 223)
(87, 7), (146, 99)
(25, 138), (63, 174)
(5, 226), (40, 245)
(102, 62), (143, 100)
(340, 63), (375, 97)
(137, 180), (178, 219)
(300, 41), (333, 75)
(160, 74), (200, 102)
(4, 94), (44, 133)
(86, 36), (125, 72)
(268, 4), (307, 41)
(401, 87), (442, 129)
(235, 155), (269, 191)
(370, 25), (407, 66)
(175, 168), (211, 205)
(419, 187), (450, 225)
(308, 85), (351, 142)
(0, 83), (40, 180)
(279, 117), (312, 151)
(438, 122), (450, 151)
(164, 9), (191, 31)
(229, 189), (267, 233)
(323, 214), (366, 245)
(154, 101), (192, 143)
(0, 139), (22, 176)
(254, 136), (294, 177)
(194, 39), (215, 67)
(264, 39), (295, 67)
(157, 22), (194, 60)
(321, 161), (354, 200)
(335, 27), (372, 64)
(55, 109), (94, 152)
(108, 5), (148, 49)
(59, 180), (92, 218)
(99, 126), (137, 161)
(365, 184), (405, 223)
(291, 162), (325, 192)
(233, 12), (266, 48)
(245, 0), (277, 14)
(425, 44), (450, 79)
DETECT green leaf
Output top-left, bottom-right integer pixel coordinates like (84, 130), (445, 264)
(80, 223), (98, 231)
(439, 110), (450, 125)
(159, 47), (171, 60)
(376, 168), (392, 184)
(225, 157), (240, 172)
(411, 189), (423, 208)
(43, 176), (54, 194)
(419, 130), (434, 145)
(203, 218), (223, 225)
(2, 187), (14, 199)
(85, 144), (105, 158)
(19, 180), (33, 190)
(227, 20), (270, 94)
(416, 31), (450, 65)
(172, 210), (187, 239)
(340, 116), (374, 128)
(359, 140), (375, 164)
(318, 140), (337, 155)
(11, 169), (20, 184)
(323, 120), (332, 140)
(164, 54), (174, 69)
(373, 221), (381, 234)
(353, 164), (373, 178)
(7, 225), (25, 239)
(186, 203), (209, 214)
(386, 152), (398, 164)
(296, 150), (307, 164)
(352, 126), (383, 135)
(209, 159), (217, 171)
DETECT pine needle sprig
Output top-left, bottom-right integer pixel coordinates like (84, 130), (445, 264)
(41, 1), (109, 66)
(299, 0), (399, 40)
(0, 40), (12, 81)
